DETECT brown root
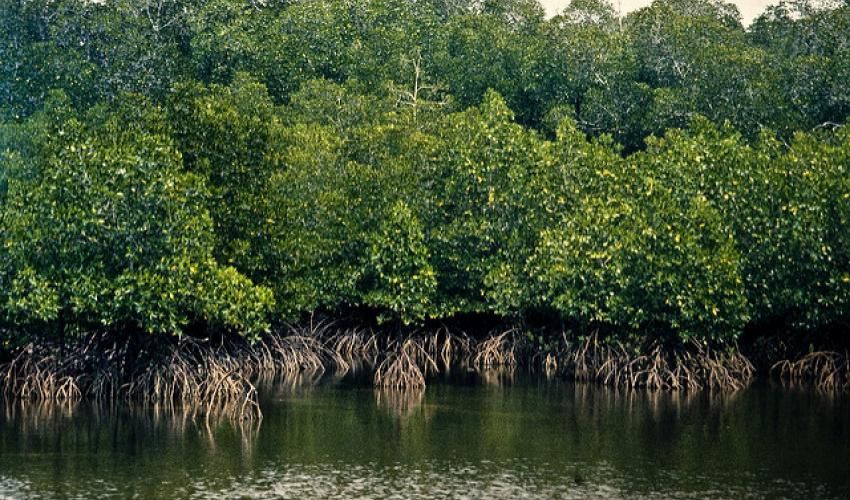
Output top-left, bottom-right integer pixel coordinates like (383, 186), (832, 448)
(374, 337), (437, 389)
(124, 337), (262, 424)
(421, 327), (474, 370)
(321, 327), (380, 376)
(472, 329), (518, 369)
(1, 323), (764, 423)
(771, 350), (850, 392)
(557, 332), (753, 391)
(247, 333), (329, 377)
(1, 343), (82, 405)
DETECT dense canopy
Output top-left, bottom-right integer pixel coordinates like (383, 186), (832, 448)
(1, 0), (849, 347)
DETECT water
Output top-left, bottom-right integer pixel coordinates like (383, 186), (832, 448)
(1, 373), (848, 498)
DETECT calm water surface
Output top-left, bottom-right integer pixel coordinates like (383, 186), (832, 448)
(1, 373), (848, 498)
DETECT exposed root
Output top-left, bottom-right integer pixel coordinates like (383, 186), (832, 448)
(124, 337), (262, 424)
(1, 343), (82, 405)
(374, 337), (437, 389)
(557, 332), (753, 391)
(472, 329), (518, 368)
(246, 333), (328, 377)
(421, 327), (473, 370)
(321, 327), (380, 376)
(374, 350), (424, 389)
(772, 351), (850, 392)
(1, 323), (765, 422)
(1, 331), (320, 423)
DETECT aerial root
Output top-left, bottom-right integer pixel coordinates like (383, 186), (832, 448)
(374, 337), (436, 389)
(1, 332), (314, 423)
(1, 343), (83, 405)
(771, 350), (850, 392)
(1, 325), (764, 418)
(123, 337), (262, 424)
(422, 327), (474, 370)
(556, 332), (753, 391)
(471, 329), (518, 369)
(321, 327), (380, 376)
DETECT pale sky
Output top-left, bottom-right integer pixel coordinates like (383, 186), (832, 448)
(539, 0), (780, 25)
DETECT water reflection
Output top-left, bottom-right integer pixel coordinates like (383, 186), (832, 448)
(476, 366), (518, 387)
(0, 375), (848, 499)
(375, 387), (425, 419)
(255, 369), (325, 398)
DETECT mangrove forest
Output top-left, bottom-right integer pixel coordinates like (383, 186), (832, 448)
(1, 0), (850, 420)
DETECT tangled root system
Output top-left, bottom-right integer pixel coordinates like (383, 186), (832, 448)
(472, 329), (518, 369)
(124, 337), (262, 423)
(557, 332), (753, 391)
(1, 323), (768, 421)
(772, 351), (850, 392)
(374, 337), (436, 389)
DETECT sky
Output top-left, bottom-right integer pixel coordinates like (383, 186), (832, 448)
(539, 0), (780, 24)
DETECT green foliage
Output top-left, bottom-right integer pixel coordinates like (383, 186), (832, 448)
(0, 93), (272, 337)
(364, 201), (437, 322)
(425, 91), (547, 316)
(0, 0), (193, 117)
(167, 75), (283, 275)
(640, 120), (850, 330)
(433, 13), (540, 124)
(3, 0), (850, 346)
(528, 120), (749, 341)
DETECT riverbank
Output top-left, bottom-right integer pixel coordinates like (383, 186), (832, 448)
(2, 320), (847, 420)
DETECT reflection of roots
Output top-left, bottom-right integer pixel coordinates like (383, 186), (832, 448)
(558, 332), (754, 391)
(374, 387), (424, 418)
(2, 399), (79, 435)
(569, 380), (744, 423)
(478, 366), (517, 387)
(1, 398), (259, 444)
(256, 368), (324, 396)
(772, 351), (850, 392)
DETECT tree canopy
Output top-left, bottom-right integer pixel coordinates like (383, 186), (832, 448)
(1, 0), (849, 346)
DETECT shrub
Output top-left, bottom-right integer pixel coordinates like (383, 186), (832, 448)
(0, 92), (272, 338)
(642, 120), (850, 330)
(529, 119), (750, 343)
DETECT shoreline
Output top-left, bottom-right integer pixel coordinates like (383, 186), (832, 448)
(2, 321), (847, 421)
